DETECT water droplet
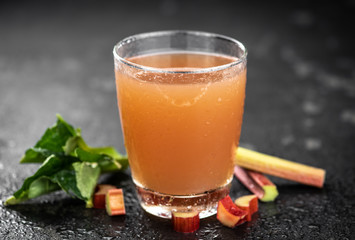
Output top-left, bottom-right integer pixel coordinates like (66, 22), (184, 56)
(308, 225), (319, 229)
(304, 138), (322, 150)
(281, 135), (295, 146)
(341, 110), (355, 125)
(302, 101), (321, 115)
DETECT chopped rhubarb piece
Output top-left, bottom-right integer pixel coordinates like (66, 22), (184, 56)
(172, 211), (200, 233)
(93, 184), (117, 209)
(234, 195), (258, 221)
(106, 189), (125, 216)
(217, 195), (247, 228)
(235, 147), (326, 188)
(234, 166), (264, 199)
(247, 170), (278, 202)
(234, 166), (278, 202)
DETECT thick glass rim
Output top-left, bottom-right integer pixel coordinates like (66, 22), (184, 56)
(113, 30), (247, 74)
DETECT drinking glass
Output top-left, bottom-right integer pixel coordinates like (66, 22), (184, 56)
(113, 31), (247, 218)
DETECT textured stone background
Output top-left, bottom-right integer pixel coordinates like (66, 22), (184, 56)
(0, 0), (354, 239)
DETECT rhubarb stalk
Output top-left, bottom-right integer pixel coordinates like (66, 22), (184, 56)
(234, 166), (264, 200)
(217, 195), (247, 228)
(234, 195), (258, 222)
(234, 166), (278, 202)
(247, 170), (278, 202)
(93, 184), (117, 209)
(172, 211), (200, 233)
(235, 147), (326, 188)
(106, 189), (126, 216)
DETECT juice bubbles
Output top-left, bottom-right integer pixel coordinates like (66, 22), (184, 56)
(115, 52), (246, 195)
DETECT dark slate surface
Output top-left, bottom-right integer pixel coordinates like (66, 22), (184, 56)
(1, 1), (354, 239)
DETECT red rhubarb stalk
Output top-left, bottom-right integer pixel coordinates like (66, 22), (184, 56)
(234, 195), (258, 222)
(216, 195), (247, 228)
(106, 189), (126, 216)
(93, 184), (117, 209)
(172, 211), (200, 233)
(234, 165), (264, 199)
(234, 166), (278, 202)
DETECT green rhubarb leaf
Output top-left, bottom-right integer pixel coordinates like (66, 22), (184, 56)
(48, 162), (100, 207)
(27, 177), (61, 199)
(75, 148), (109, 163)
(19, 114), (128, 172)
(33, 114), (77, 151)
(20, 114), (77, 163)
(5, 177), (60, 205)
(75, 148), (128, 173)
(14, 155), (78, 199)
(6, 114), (128, 206)
(49, 168), (81, 198)
(63, 135), (81, 155)
(5, 154), (78, 205)
(21, 148), (54, 163)
(73, 162), (100, 207)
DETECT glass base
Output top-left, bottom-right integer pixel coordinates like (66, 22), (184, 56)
(135, 182), (231, 219)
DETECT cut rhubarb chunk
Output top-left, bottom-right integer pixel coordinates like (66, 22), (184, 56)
(234, 165), (264, 200)
(172, 211), (200, 233)
(247, 170), (278, 202)
(93, 184), (117, 209)
(234, 165), (278, 202)
(235, 147), (326, 188)
(106, 188), (125, 216)
(217, 195), (247, 228)
(234, 195), (258, 221)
